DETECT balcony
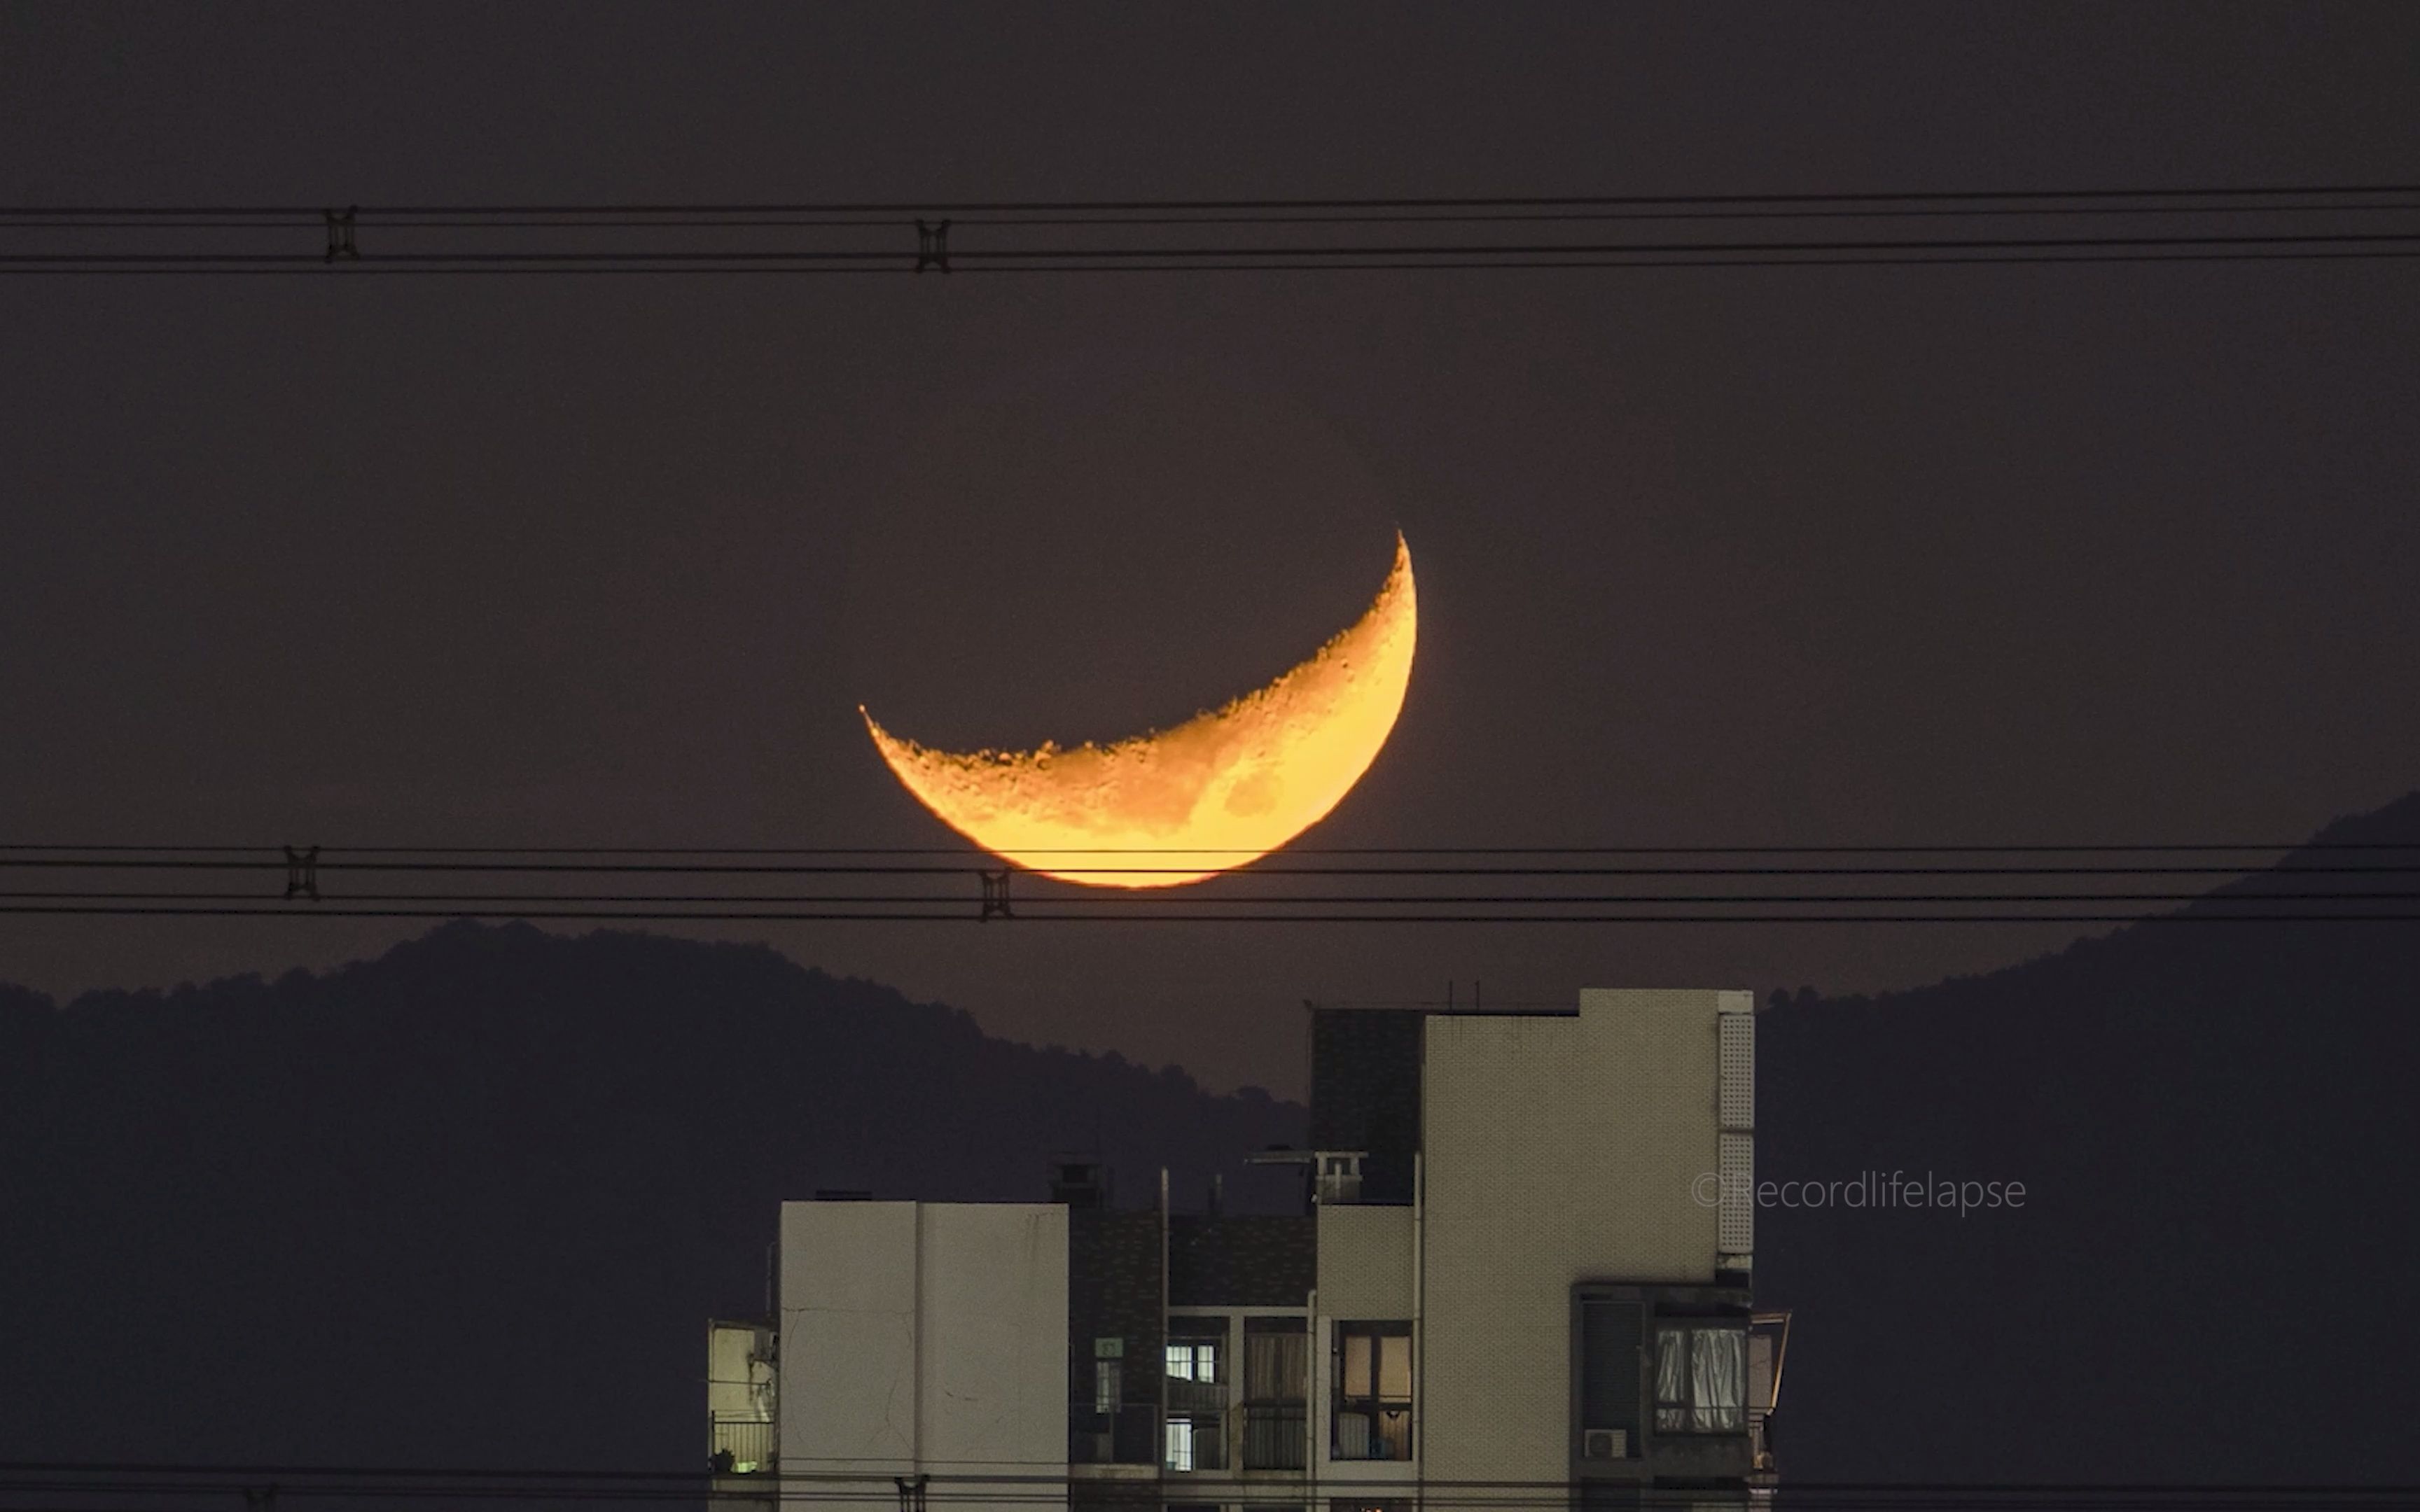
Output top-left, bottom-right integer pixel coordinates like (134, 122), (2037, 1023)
(1165, 1376), (1225, 1416)
(709, 1417), (774, 1475)
(1241, 1404), (1307, 1471)
(1164, 1412), (1225, 1473)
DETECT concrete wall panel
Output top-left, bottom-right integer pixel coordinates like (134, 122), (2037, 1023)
(778, 1200), (1069, 1488)
(779, 1201), (920, 1470)
(1317, 1204), (1414, 1319)
(1419, 990), (1731, 1486)
(921, 1203), (1070, 1475)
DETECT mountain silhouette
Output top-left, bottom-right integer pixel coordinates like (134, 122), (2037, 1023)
(6, 796), (2420, 1480)
(1758, 792), (2420, 1481)
(0, 923), (1301, 1469)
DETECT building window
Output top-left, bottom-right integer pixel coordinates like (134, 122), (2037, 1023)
(1331, 1321), (1412, 1460)
(1164, 1413), (1227, 1472)
(1243, 1316), (1309, 1470)
(1092, 1336), (1125, 1416)
(1073, 1337), (1145, 1466)
(1653, 1324), (1746, 1434)
(1167, 1340), (1219, 1385)
(1167, 1318), (1228, 1471)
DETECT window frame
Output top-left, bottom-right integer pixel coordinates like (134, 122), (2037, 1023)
(1164, 1317), (1230, 1472)
(1570, 1281), (1755, 1474)
(1241, 1316), (1310, 1471)
(1329, 1320), (1413, 1462)
(1165, 1340), (1219, 1384)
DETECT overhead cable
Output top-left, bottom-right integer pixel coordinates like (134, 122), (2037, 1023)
(8, 184), (2420, 273)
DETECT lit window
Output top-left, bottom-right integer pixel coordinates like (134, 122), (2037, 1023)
(1166, 1341), (1218, 1382)
(1166, 1321), (1230, 1470)
(1094, 1359), (1121, 1415)
(1331, 1321), (1412, 1460)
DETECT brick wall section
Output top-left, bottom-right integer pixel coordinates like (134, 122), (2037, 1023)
(1069, 1210), (1164, 1406)
(1167, 1214), (1316, 1306)
(1308, 1008), (1425, 1203)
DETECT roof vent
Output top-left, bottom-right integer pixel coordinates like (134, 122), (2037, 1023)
(1049, 1158), (1111, 1209)
(1244, 1147), (1368, 1208)
(1315, 1151), (1365, 1205)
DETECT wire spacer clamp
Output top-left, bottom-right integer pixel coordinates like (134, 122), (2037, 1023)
(284, 846), (321, 901)
(914, 217), (952, 273)
(323, 206), (359, 263)
(978, 868), (1013, 921)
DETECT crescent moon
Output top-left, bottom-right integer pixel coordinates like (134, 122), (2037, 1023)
(862, 532), (1417, 888)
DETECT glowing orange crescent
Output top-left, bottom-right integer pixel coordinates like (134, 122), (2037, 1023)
(862, 533), (1417, 888)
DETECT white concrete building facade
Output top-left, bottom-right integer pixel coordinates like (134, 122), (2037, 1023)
(773, 1201), (1069, 1503)
(707, 989), (1786, 1512)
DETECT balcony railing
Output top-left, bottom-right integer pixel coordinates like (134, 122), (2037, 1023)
(1241, 1404), (1307, 1471)
(709, 1418), (774, 1474)
(1332, 1405), (1412, 1461)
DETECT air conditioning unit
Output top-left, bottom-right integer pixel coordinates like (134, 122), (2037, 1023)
(1581, 1428), (1627, 1460)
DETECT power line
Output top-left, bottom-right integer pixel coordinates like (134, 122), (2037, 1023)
(15, 180), (2420, 214)
(8, 890), (2409, 906)
(0, 841), (2407, 924)
(6, 860), (2419, 876)
(12, 1461), (2420, 1485)
(8, 185), (2420, 274)
(6, 842), (2418, 854)
(8, 241), (2419, 275)
(29, 197), (2381, 230)
(0, 906), (2405, 925)
(6, 1464), (2420, 1502)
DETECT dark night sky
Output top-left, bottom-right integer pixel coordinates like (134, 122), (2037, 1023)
(4, 3), (2419, 1095)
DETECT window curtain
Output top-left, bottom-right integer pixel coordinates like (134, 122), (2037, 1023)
(1337, 1411), (1372, 1458)
(1655, 1331), (1688, 1431)
(1246, 1331), (1307, 1401)
(1690, 1329), (1746, 1432)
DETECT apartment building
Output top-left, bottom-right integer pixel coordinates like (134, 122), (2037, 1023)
(706, 988), (1788, 1512)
